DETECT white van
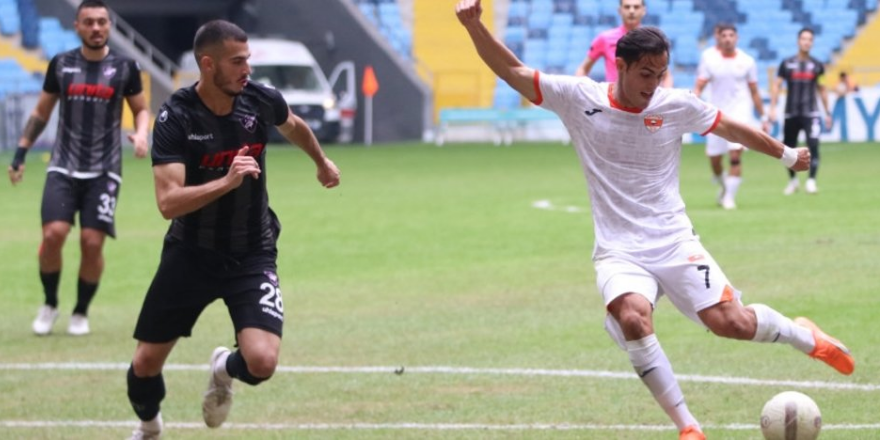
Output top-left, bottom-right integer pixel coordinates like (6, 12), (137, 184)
(177, 38), (356, 143)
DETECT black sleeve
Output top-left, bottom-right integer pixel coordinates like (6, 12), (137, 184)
(151, 105), (187, 165)
(268, 87), (289, 126)
(776, 60), (787, 80)
(123, 60), (144, 96)
(42, 56), (60, 94)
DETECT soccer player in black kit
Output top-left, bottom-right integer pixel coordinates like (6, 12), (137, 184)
(125, 20), (340, 439)
(769, 28), (832, 195)
(7, 0), (150, 337)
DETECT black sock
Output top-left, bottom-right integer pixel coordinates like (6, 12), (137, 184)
(127, 364), (165, 422)
(226, 349), (270, 386)
(73, 278), (98, 316)
(39, 271), (60, 308)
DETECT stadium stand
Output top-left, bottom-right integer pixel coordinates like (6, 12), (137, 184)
(353, 0), (413, 60)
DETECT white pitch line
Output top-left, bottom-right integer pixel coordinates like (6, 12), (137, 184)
(1, 420), (879, 432)
(0, 363), (876, 392)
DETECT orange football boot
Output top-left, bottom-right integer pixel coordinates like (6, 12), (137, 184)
(679, 425), (706, 440)
(795, 317), (855, 375)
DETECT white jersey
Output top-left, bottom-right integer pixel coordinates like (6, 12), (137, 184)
(534, 72), (720, 259)
(696, 47), (758, 122)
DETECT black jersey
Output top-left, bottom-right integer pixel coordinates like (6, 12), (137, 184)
(777, 55), (825, 119)
(43, 49), (143, 177)
(151, 81), (289, 254)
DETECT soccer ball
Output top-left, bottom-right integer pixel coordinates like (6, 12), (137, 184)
(760, 391), (822, 440)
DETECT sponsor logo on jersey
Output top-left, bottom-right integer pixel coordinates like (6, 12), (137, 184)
(241, 114), (257, 133)
(187, 133), (214, 141)
(67, 83), (115, 101)
(199, 143), (265, 169)
(158, 109), (169, 123)
(643, 114), (664, 133)
(62, 67), (82, 73)
(584, 108), (603, 116)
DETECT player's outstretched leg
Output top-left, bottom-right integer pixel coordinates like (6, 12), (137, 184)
(794, 317), (854, 375)
(202, 346), (234, 428)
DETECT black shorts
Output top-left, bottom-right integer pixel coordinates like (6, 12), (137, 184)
(133, 236), (284, 343)
(783, 116), (821, 148)
(41, 171), (121, 238)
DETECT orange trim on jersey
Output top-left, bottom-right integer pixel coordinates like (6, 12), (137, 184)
(530, 70), (544, 106)
(700, 110), (723, 136)
(607, 84), (642, 114)
(720, 284), (735, 302)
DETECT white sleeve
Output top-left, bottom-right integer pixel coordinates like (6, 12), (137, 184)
(747, 58), (759, 84)
(533, 71), (587, 115)
(680, 90), (721, 135)
(696, 52), (711, 81)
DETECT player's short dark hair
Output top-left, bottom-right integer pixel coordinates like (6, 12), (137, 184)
(193, 20), (248, 63)
(76, 0), (108, 17)
(619, 0), (646, 5)
(715, 23), (737, 33)
(798, 27), (815, 38)
(615, 26), (669, 67)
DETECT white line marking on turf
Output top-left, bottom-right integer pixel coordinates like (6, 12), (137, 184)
(1, 420), (879, 431)
(1, 363), (877, 391)
(532, 199), (586, 213)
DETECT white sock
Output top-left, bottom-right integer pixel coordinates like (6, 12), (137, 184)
(626, 335), (699, 430)
(724, 175), (742, 201)
(142, 412), (162, 432)
(213, 351), (232, 382)
(748, 304), (815, 353)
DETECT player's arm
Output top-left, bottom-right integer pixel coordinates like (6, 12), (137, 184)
(817, 82), (832, 129)
(693, 78), (708, 97)
(575, 56), (597, 77)
(768, 76), (784, 123)
(125, 92), (151, 158)
(711, 113), (809, 171)
(748, 82), (769, 132)
(8, 91), (59, 185)
(457, 0), (536, 101)
(276, 109), (340, 189)
(152, 147), (260, 220)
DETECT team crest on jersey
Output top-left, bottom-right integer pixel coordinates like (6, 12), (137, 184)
(103, 66), (117, 78)
(241, 114), (257, 133)
(644, 114), (664, 133)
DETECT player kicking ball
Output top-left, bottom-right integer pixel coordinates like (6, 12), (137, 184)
(455, 1), (854, 438)
(125, 20), (339, 439)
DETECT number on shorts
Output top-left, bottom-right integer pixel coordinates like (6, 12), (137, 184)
(259, 282), (284, 312)
(98, 193), (117, 218)
(696, 265), (710, 289)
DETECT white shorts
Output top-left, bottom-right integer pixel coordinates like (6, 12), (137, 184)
(594, 239), (741, 327)
(705, 133), (745, 157)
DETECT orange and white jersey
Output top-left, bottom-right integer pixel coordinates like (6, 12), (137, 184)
(532, 72), (720, 259)
(696, 47), (758, 122)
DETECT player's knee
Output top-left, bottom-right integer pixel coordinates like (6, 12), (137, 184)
(242, 352), (277, 382)
(80, 236), (104, 259)
(131, 353), (165, 377)
(41, 227), (68, 249)
(615, 309), (652, 340)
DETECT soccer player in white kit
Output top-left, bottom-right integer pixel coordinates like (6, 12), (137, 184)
(694, 23), (769, 210)
(455, 2), (854, 439)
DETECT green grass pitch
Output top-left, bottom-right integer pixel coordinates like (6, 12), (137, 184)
(1, 141), (878, 439)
